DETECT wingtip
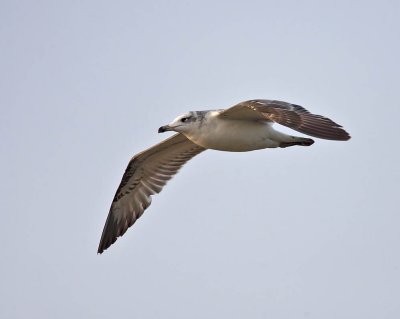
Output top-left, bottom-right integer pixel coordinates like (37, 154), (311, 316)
(337, 130), (351, 141)
(97, 245), (104, 255)
(97, 239), (112, 255)
(321, 125), (351, 141)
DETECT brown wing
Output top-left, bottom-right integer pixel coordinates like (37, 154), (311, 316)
(218, 99), (351, 140)
(98, 133), (205, 254)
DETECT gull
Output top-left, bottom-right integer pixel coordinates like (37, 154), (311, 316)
(98, 99), (350, 253)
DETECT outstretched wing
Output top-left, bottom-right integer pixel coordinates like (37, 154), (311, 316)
(218, 99), (351, 140)
(98, 133), (205, 254)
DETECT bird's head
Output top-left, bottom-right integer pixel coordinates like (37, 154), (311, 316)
(158, 112), (200, 134)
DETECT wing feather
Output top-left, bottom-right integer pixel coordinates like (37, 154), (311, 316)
(98, 133), (205, 254)
(218, 99), (351, 140)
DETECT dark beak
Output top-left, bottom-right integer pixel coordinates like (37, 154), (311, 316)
(158, 125), (170, 133)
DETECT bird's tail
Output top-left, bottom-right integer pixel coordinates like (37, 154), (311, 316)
(279, 137), (314, 148)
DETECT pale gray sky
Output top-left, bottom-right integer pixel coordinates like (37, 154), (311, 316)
(1, 1), (399, 318)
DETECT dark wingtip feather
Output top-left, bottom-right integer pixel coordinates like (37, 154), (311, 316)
(97, 213), (122, 254)
(297, 111), (351, 141)
(340, 130), (351, 141)
(323, 126), (351, 141)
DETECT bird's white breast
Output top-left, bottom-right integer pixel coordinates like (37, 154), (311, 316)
(185, 114), (279, 152)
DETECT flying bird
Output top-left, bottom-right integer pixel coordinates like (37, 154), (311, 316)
(98, 99), (350, 253)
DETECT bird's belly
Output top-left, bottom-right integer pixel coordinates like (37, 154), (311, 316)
(186, 121), (278, 152)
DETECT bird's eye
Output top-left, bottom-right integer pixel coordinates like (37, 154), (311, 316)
(181, 117), (189, 123)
